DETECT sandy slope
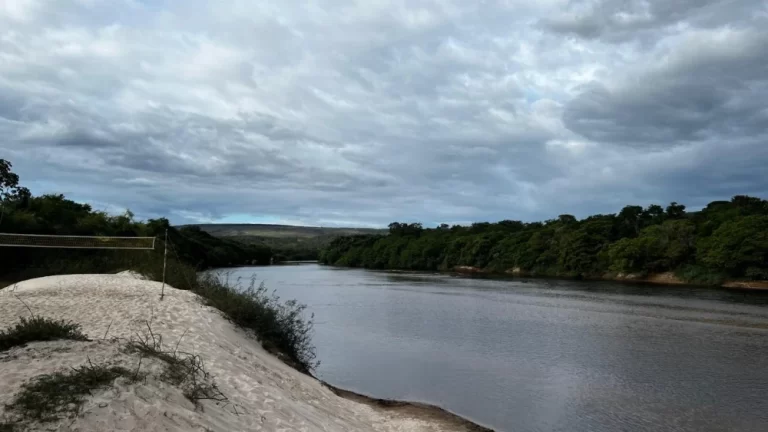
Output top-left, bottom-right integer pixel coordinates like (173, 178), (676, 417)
(0, 273), (486, 432)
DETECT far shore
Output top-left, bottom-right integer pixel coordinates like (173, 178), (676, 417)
(440, 266), (768, 291)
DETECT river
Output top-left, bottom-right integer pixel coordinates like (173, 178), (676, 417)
(226, 264), (768, 432)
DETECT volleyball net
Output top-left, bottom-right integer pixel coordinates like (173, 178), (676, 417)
(0, 233), (156, 250)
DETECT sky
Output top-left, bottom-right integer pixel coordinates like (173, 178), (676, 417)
(1, 0), (767, 227)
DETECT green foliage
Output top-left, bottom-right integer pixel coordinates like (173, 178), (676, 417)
(185, 224), (386, 263)
(0, 317), (88, 352)
(322, 197), (768, 284)
(674, 264), (728, 286)
(608, 220), (696, 273)
(697, 215), (768, 278)
(0, 159), (316, 376)
(0, 161), (272, 283)
(4, 362), (137, 423)
(191, 273), (318, 373)
(0, 159), (21, 200)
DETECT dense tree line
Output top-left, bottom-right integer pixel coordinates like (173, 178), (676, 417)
(0, 159), (271, 282)
(320, 198), (768, 284)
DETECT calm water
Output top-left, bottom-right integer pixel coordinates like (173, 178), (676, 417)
(227, 264), (768, 432)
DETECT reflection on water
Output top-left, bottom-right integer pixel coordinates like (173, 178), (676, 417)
(226, 264), (768, 432)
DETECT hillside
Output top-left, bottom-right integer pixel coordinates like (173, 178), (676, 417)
(186, 224), (386, 261)
(186, 224), (384, 238)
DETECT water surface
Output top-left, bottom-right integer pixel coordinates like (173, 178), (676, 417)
(227, 264), (768, 432)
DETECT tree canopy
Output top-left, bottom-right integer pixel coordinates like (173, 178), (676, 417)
(321, 196), (768, 284)
(0, 159), (271, 282)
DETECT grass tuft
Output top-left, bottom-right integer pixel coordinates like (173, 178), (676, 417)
(4, 360), (138, 423)
(125, 324), (228, 408)
(0, 317), (88, 352)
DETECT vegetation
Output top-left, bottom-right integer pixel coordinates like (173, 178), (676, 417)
(192, 273), (317, 373)
(2, 319), (231, 429)
(0, 159), (317, 374)
(0, 159), (271, 284)
(189, 224), (385, 262)
(321, 198), (768, 284)
(127, 323), (228, 406)
(4, 362), (138, 423)
(0, 317), (88, 352)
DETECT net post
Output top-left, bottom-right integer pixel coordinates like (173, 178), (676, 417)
(161, 229), (168, 300)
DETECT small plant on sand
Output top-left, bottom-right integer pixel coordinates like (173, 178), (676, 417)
(4, 360), (139, 423)
(192, 273), (318, 373)
(0, 317), (88, 352)
(126, 323), (228, 408)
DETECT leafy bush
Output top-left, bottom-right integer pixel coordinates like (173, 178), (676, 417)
(191, 273), (318, 373)
(675, 265), (727, 286)
(0, 317), (88, 352)
(697, 215), (768, 277)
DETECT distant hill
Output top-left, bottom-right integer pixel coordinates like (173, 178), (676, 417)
(182, 224), (386, 261)
(185, 224), (384, 238)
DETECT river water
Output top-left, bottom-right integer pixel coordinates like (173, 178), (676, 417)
(226, 264), (768, 432)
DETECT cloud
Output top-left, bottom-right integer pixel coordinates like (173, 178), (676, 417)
(540, 0), (759, 42)
(564, 26), (768, 146)
(1, 0), (767, 227)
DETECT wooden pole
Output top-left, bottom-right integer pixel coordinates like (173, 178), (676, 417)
(161, 229), (168, 300)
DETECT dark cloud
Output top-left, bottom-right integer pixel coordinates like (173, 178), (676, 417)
(564, 27), (768, 146)
(0, 0), (766, 226)
(541, 0), (758, 42)
(55, 131), (121, 149)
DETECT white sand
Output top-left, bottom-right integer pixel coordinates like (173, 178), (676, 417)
(0, 274), (482, 432)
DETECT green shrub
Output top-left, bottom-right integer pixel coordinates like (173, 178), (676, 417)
(675, 264), (727, 286)
(192, 273), (318, 373)
(745, 267), (768, 281)
(0, 317), (88, 352)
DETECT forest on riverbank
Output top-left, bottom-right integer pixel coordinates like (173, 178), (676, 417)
(320, 197), (768, 285)
(0, 159), (271, 283)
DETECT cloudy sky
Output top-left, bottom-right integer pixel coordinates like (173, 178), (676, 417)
(1, 0), (766, 227)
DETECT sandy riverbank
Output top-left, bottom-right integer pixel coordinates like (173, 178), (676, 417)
(0, 273), (491, 431)
(451, 266), (768, 290)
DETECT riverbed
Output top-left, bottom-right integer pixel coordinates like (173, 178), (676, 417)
(226, 264), (768, 432)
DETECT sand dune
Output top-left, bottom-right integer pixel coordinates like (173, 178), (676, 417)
(0, 273), (487, 431)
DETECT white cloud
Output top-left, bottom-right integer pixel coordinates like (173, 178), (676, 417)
(0, 0), (766, 226)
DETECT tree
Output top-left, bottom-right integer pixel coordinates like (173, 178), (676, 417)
(0, 159), (20, 200)
(731, 195), (768, 215)
(388, 222), (423, 236)
(645, 204), (664, 224)
(607, 220), (695, 273)
(665, 202), (686, 219)
(497, 220), (525, 232)
(324, 196), (768, 283)
(617, 205), (644, 237)
(698, 215), (768, 277)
